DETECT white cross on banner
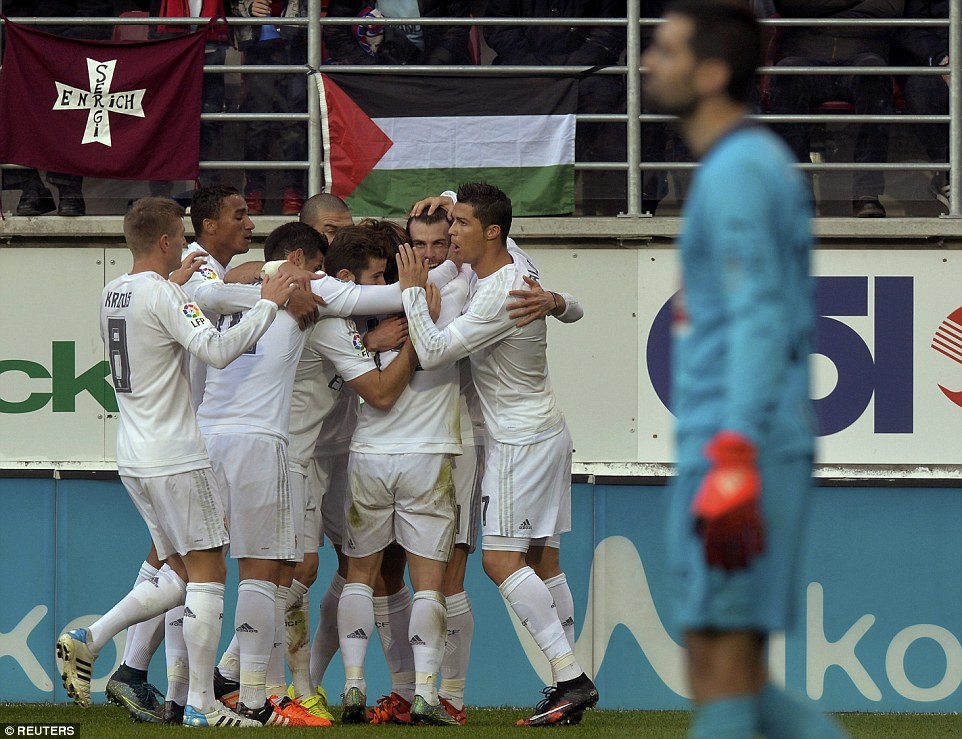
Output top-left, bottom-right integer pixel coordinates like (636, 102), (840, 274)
(0, 20), (207, 181)
(53, 59), (146, 147)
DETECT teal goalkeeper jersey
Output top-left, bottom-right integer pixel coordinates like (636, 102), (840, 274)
(673, 123), (816, 468)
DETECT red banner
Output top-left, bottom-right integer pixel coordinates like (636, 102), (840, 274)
(0, 19), (208, 181)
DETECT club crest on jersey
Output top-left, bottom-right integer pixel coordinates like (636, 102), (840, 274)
(53, 58), (146, 147)
(352, 332), (370, 358)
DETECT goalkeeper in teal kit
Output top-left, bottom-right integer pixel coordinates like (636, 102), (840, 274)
(644, 2), (846, 737)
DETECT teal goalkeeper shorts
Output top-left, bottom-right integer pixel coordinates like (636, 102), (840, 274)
(666, 455), (812, 633)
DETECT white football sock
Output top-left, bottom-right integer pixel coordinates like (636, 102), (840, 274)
(499, 567), (582, 684)
(410, 591), (446, 705)
(286, 579), (312, 699)
(374, 587), (415, 701)
(544, 573), (576, 652)
(183, 582), (225, 712)
(337, 582), (374, 695)
(165, 605), (189, 705)
(122, 561), (166, 671)
(88, 564), (186, 656)
(439, 590), (473, 710)
(265, 584), (290, 698)
(310, 572), (343, 687)
(217, 635), (241, 682)
(234, 579), (276, 708)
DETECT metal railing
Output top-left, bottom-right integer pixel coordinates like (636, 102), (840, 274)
(0, 4), (958, 218)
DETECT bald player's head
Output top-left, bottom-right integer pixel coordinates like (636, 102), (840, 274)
(299, 193), (353, 242)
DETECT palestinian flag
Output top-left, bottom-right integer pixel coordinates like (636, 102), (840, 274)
(317, 73), (577, 217)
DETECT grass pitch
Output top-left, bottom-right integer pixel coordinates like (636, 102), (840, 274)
(2, 704), (962, 737)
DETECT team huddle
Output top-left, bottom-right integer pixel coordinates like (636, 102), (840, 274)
(56, 182), (598, 728)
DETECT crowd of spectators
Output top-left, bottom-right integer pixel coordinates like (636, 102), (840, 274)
(0, 0), (954, 218)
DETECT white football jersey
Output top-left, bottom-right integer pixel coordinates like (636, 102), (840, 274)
(180, 242), (231, 408)
(314, 385), (358, 458)
(288, 315), (377, 472)
(403, 251), (564, 445)
(197, 308), (306, 441)
(101, 271), (277, 477)
(352, 272), (470, 455)
(458, 359), (486, 446)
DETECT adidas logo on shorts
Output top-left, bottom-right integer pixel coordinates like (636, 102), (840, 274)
(409, 634), (426, 646)
(236, 622), (258, 634)
(184, 607), (196, 618)
(519, 519), (533, 530)
(346, 628), (368, 639)
(562, 616), (575, 627)
(169, 617), (184, 628)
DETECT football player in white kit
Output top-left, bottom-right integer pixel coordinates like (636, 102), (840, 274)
(204, 224), (459, 717)
(195, 222), (330, 727)
(398, 183), (598, 727)
(405, 195), (585, 725)
(405, 208), (479, 725)
(336, 221), (471, 727)
(57, 197), (295, 728)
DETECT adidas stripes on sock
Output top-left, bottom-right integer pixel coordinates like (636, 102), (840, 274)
(544, 573), (576, 652)
(410, 591), (446, 705)
(234, 579), (276, 709)
(121, 561), (166, 672)
(499, 567), (582, 684)
(183, 582), (225, 713)
(338, 582), (374, 695)
(165, 605), (189, 706)
(88, 563), (186, 656)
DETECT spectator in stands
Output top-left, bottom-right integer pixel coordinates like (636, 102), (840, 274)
(768, 0), (905, 218)
(484, 0), (627, 216)
(892, 0), (949, 209)
(150, 0), (232, 197)
(1, 0), (112, 216)
(231, 0), (308, 216)
(324, 0), (471, 66)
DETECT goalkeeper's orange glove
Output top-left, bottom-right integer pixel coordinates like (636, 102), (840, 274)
(691, 431), (765, 571)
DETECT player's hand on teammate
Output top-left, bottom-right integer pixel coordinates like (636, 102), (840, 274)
(259, 273), (299, 308)
(276, 261), (322, 294)
(691, 431), (765, 571)
(287, 289), (325, 329)
(169, 251), (209, 286)
(363, 315), (409, 352)
(396, 243), (430, 290)
(410, 195), (454, 218)
(508, 275), (561, 327)
(426, 283), (442, 324)
(275, 262), (326, 328)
